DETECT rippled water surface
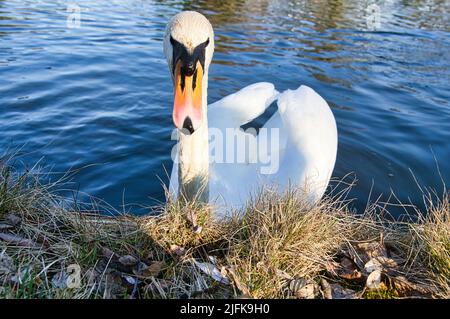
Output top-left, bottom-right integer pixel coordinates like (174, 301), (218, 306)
(0, 0), (449, 215)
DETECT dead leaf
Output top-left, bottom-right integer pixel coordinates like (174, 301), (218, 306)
(348, 241), (389, 269)
(118, 255), (138, 267)
(358, 241), (388, 259)
(330, 284), (358, 299)
(146, 261), (165, 276)
(100, 246), (115, 259)
(134, 261), (165, 279)
(0, 233), (37, 247)
(388, 276), (434, 296)
(376, 256), (398, 269)
(320, 278), (333, 299)
(289, 279), (317, 299)
(298, 284), (317, 299)
(339, 257), (363, 281)
(366, 270), (384, 290)
(327, 257), (363, 282)
(191, 259), (230, 284)
(364, 258), (383, 273)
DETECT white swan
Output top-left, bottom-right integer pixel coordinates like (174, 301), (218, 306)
(164, 11), (338, 217)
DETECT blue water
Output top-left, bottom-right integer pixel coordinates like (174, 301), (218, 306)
(0, 0), (449, 215)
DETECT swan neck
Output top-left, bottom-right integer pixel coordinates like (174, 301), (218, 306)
(177, 72), (209, 202)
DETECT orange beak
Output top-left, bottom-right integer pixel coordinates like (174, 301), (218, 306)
(173, 61), (203, 134)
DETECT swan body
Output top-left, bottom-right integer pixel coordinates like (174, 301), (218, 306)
(164, 12), (338, 217)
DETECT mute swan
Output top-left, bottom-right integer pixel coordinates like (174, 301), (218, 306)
(164, 11), (338, 217)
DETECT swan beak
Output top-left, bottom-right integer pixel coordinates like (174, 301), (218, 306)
(173, 60), (203, 134)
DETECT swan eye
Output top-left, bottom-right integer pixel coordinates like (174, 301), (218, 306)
(170, 35), (175, 46)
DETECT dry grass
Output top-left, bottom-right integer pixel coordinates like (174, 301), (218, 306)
(0, 159), (448, 299)
(143, 199), (225, 252)
(406, 196), (450, 297)
(222, 189), (356, 298)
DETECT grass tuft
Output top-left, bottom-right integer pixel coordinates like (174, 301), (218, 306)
(223, 188), (356, 298)
(0, 158), (448, 299)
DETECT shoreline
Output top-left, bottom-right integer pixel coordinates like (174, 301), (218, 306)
(0, 162), (448, 299)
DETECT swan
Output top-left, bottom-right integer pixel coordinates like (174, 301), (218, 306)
(164, 11), (338, 217)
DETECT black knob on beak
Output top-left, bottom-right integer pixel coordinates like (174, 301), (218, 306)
(182, 117), (195, 135)
(184, 61), (195, 76)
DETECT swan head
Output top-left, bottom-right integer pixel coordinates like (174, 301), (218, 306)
(164, 11), (215, 134)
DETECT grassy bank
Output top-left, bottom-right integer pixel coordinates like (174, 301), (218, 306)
(0, 160), (448, 299)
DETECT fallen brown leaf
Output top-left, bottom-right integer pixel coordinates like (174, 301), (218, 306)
(330, 284), (358, 299)
(348, 241), (389, 269)
(320, 278), (333, 299)
(0, 233), (37, 247)
(339, 257), (363, 281)
(388, 275), (434, 296)
(118, 255), (138, 267)
(327, 256), (364, 282)
(366, 270), (386, 290)
(289, 279), (318, 299)
(191, 259), (230, 284)
(134, 261), (165, 279)
(364, 258), (383, 273)
(100, 246), (115, 259)
(375, 256), (398, 269)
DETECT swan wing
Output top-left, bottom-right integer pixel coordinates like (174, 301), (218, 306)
(270, 85), (338, 203)
(208, 82), (279, 129)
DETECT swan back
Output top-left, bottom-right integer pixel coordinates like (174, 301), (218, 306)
(276, 85), (338, 203)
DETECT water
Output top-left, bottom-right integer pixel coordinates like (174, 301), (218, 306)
(0, 0), (449, 215)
